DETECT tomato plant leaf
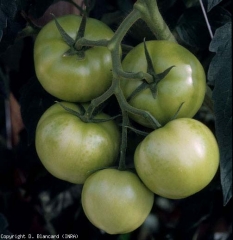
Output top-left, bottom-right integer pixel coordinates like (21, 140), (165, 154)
(207, 0), (223, 11)
(183, 0), (200, 8)
(175, 7), (211, 49)
(175, 6), (231, 49)
(207, 7), (231, 33)
(208, 22), (232, 205)
(0, 0), (17, 37)
(0, 0), (20, 53)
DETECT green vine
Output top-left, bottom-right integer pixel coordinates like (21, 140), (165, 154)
(55, 0), (208, 170)
(79, 0), (174, 170)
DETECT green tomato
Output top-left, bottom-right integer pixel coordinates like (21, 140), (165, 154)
(34, 14), (114, 102)
(81, 169), (154, 234)
(35, 102), (120, 184)
(121, 40), (206, 127)
(134, 118), (219, 199)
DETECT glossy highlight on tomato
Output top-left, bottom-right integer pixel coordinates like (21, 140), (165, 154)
(134, 118), (220, 199)
(34, 14), (114, 102)
(81, 169), (154, 234)
(121, 40), (206, 128)
(35, 102), (120, 184)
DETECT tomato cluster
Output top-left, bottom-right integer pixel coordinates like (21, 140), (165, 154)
(34, 15), (220, 234)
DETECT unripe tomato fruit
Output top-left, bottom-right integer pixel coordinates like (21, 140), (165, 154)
(121, 40), (206, 127)
(34, 14), (114, 102)
(134, 118), (219, 199)
(81, 169), (154, 234)
(35, 102), (120, 184)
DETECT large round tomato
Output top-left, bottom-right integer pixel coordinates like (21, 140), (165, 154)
(81, 169), (154, 234)
(134, 118), (219, 199)
(121, 40), (206, 128)
(34, 14), (114, 102)
(35, 102), (120, 184)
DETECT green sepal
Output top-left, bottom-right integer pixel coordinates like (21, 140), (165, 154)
(143, 40), (154, 75)
(52, 12), (92, 60)
(75, 12), (87, 44)
(52, 14), (75, 47)
(127, 41), (176, 101)
(144, 40), (176, 98)
(76, 103), (86, 115)
(55, 101), (120, 123)
(155, 65), (175, 82)
(55, 101), (84, 119)
(149, 65), (175, 99)
(170, 102), (185, 121)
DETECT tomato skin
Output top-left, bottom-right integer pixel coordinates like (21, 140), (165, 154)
(35, 102), (120, 184)
(121, 40), (206, 127)
(134, 118), (219, 199)
(34, 14), (114, 102)
(81, 169), (154, 234)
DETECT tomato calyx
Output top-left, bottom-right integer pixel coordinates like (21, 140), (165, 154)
(56, 101), (120, 123)
(52, 13), (92, 60)
(127, 41), (175, 102)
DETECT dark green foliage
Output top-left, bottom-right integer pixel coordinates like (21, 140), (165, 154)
(209, 22), (232, 205)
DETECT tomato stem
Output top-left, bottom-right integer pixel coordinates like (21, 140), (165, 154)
(107, 9), (141, 50)
(75, 38), (109, 49)
(134, 0), (177, 42)
(81, 4), (165, 168)
(117, 109), (128, 171)
(74, 0), (177, 168)
(85, 79), (116, 119)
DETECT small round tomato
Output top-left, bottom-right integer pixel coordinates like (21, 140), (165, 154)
(81, 169), (154, 234)
(34, 14), (114, 102)
(35, 102), (120, 184)
(134, 118), (219, 199)
(121, 40), (206, 127)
